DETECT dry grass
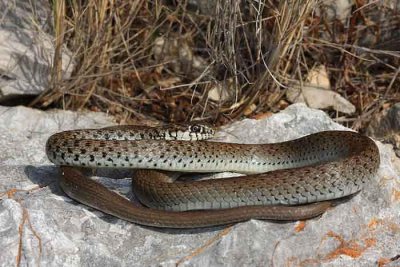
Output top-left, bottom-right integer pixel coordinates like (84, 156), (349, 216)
(33, 0), (400, 128)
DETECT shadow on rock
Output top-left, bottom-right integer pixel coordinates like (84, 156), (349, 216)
(24, 165), (63, 196)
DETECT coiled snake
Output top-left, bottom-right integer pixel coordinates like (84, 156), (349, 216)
(46, 124), (380, 228)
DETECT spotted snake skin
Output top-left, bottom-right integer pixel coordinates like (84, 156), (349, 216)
(46, 125), (380, 228)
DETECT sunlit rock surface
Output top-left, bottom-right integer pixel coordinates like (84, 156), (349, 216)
(0, 1), (73, 103)
(0, 104), (399, 266)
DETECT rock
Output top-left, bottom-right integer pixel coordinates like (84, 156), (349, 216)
(0, 104), (399, 266)
(0, 0), (73, 104)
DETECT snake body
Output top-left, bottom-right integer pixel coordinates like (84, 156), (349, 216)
(46, 125), (380, 228)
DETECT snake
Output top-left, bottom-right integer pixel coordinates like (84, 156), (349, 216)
(45, 124), (380, 228)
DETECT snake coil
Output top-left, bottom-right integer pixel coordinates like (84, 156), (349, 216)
(46, 124), (380, 228)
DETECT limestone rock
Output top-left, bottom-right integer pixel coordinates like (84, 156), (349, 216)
(0, 0), (73, 103)
(0, 104), (399, 266)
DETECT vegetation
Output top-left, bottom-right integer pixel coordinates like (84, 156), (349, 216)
(34, 0), (400, 130)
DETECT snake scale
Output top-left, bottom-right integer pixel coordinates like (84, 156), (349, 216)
(46, 124), (380, 228)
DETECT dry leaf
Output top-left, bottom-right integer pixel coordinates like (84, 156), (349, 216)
(157, 77), (181, 88)
(286, 65), (355, 114)
(243, 104), (257, 116)
(208, 80), (232, 102)
(307, 65), (330, 89)
(252, 111), (274, 120)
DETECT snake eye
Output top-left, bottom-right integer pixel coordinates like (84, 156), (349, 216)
(190, 125), (202, 133)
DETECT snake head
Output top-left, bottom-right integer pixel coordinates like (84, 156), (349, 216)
(166, 123), (214, 141)
(189, 124), (214, 135)
(157, 123), (215, 141)
(183, 124), (215, 140)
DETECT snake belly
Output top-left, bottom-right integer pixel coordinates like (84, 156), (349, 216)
(46, 127), (380, 228)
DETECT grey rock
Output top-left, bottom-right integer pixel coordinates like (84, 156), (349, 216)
(0, 104), (399, 266)
(0, 0), (73, 102)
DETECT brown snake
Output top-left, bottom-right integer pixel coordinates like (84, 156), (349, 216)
(46, 125), (380, 228)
